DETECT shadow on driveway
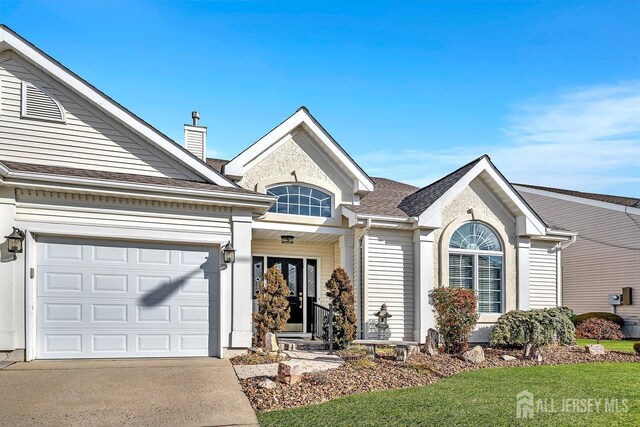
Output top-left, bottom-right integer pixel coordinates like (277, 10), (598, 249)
(0, 358), (258, 426)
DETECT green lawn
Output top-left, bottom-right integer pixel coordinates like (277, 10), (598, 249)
(258, 363), (640, 427)
(577, 339), (637, 353)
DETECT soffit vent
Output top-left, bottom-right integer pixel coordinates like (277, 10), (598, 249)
(21, 82), (66, 123)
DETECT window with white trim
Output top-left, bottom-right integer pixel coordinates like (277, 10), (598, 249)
(267, 184), (332, 218)
(449, 222), (503, 313)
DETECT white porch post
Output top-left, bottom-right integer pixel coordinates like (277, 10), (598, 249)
(517, 236), (531, 310)
(338, 233), (354, 281)
(413, 228), (435, 343)
(230, 208), (253, 348)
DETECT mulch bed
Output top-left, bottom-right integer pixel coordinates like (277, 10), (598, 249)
(230, 353), (289, 365)
(241, 345), (639, 413)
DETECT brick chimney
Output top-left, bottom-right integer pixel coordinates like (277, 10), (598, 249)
(184, 111), (206, 160)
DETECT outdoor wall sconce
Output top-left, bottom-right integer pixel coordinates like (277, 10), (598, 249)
(281, 235), (294, 245)
(222, 241), (236, 264)
(5, 227), (25, 254)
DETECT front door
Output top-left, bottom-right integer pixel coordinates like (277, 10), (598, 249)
(267, 258), (304, 332)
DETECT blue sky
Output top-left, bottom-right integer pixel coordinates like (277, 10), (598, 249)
(2, 1), (639, 196)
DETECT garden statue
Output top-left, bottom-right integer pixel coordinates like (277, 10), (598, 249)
(374, 303), (392, 340)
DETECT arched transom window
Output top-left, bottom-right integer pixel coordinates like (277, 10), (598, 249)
(267, 185), (332, 218)
(449, 222), (503, 313)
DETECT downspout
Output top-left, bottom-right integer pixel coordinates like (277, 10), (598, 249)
(358, 217), (372, 338)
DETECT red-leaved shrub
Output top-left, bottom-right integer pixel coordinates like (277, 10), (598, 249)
(575, 318), (624, 342)
(428, 287), (479, 353)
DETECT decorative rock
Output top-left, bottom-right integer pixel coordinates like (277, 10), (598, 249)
(501, 355), (517, 361)
(407, 344), (420, 356)
(265, 333), (279, 354)
(277, 361), (304, 385)
(257, 379), (277, 390)
(424, 328), (439, 356)
(461, 345), (485, 364)
(585, 344), (606, 355)
(395, 346), (408, 362)
(248, 347), (261, 354)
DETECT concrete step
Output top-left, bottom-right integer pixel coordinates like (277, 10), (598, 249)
(279, 339), (327, 351)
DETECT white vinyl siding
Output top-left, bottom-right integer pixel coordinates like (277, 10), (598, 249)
(521, 191), (640, 317)
(529, 240), (559, 309)
(184, 127), (206, 160)
(15, 189), (232, 237)
(0, 53), (200, 180)
(366, 229), (414, 341)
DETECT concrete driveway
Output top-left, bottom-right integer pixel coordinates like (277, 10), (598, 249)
(0, 358), (258, 426)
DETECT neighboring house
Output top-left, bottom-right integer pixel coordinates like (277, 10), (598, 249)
(516, 184), (640, 336)
(0, 26), (573, 361)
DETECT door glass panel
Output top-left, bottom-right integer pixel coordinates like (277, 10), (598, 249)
(252, 257), (264, 297)
(288, 263), (297, 295)
(307, 260), (317, 298)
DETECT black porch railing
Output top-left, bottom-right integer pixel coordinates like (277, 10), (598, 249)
(311, 302), (334, 353)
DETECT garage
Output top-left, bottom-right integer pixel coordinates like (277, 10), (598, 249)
(36, 237), (220, 359)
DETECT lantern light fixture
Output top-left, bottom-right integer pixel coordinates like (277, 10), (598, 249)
(222, 241), (236, 264)
(281, 235), (295, 245)
(5, 227), (25, 254)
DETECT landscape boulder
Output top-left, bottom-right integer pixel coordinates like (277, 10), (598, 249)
(257, 379), (277, 390)
(277, 361), (304, 385)
(265, 332), (279, 354)
(585, 344), (606, 355)
(501, 355), (516, 361)
(461, 345), (485, 364)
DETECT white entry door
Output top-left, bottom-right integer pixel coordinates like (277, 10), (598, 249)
(36, 237), (219, 359)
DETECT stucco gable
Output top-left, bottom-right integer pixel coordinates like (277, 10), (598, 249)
(224, 107), (374, 195)
(238, 128), (356, 204)
(413, 156), (547, 236)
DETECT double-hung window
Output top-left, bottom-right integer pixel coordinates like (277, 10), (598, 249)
(448, 222), (503, 313)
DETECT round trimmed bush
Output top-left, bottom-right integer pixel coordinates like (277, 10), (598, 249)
(634, 342), (640, 355)
(572, 312), (624, 329)
(575, 318), (624, 341)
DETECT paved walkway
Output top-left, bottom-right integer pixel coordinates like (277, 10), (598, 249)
(0, 358), (258, 426)
(234, 350), (344, 380)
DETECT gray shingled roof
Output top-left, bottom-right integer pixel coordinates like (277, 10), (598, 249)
(206, 158), (229, 174)
(516, 183), (640, 209)
(0, 161), (258, 195)
(397, 155), (486, 217)
(344, 177), (419, 217)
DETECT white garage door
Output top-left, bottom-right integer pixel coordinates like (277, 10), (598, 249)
(36, 237), (219, 359)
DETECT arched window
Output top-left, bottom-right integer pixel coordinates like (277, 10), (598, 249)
(449, 222), (503, 313)
(267, 185), (332, 218)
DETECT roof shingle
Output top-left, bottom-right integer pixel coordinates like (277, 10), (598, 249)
(0, 161), (258, 195)
(516, 183), (640, 209)
(397, 155), (486, 217)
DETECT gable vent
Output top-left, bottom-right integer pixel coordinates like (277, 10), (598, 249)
(21, 82), (66, 123)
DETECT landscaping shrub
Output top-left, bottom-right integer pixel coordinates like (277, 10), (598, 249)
(490, 307), (576, 348)
(634, 342), (640, 355)
(325, 267), (357, 350)
(572, 312), (625, 329)
(428, 287), (479, 353)
(575, 318), (624, 342)
(252, 265), (291, 348)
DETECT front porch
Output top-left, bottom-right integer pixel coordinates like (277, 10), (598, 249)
(251, 223), (355, 336)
